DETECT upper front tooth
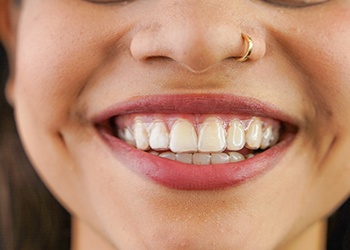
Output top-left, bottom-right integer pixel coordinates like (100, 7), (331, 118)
(133, 118), (150, 150)
(245, 117), (263, 149)
(226, 119), (245, 151)
(198, 117), (226, 153)
(169, 119), (198, 153)
(149, 121), (169, 150)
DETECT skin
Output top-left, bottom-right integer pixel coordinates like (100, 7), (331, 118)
(1, 0), (350, 249)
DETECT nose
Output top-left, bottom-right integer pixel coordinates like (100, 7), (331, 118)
(130, 1), (265, 73)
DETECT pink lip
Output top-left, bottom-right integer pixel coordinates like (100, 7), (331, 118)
(92, 94), (298, 125)
(93, 94), (297, 190)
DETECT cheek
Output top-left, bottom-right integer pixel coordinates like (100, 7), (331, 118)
(272, 7), (350, 123)
(12, 1), (128, 130)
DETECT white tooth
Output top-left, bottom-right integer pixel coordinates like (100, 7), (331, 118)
(169, 119), (198, 153)
(193, 153), (211, 165)
(245, 117), (263, 149)
(271, 128), (280, 146)
(198, 117), (226, 153)
(228, 152), (245, 162)
(118, 129), (125, 140)
(149, 151), (160, 156)
(133, 119), (149, 150)
(159, 152), (176, 161)
(226, 119), (245, 151)
(176, 153), (193, 164)
(211, 153), (229, 164)
(149, 121), (169, 150)
(260, 127), (273, 150)
(124, 128), (136, 146)
(245, 153), (255, 159)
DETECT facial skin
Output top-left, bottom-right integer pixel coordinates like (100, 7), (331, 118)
(1, 0), (350, 249)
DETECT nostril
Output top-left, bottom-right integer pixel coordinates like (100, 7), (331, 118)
(129, 14), (266, 72)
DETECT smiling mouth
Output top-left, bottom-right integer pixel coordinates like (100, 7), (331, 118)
(94, 94), (297, 190)
(113, 114), (281, 164)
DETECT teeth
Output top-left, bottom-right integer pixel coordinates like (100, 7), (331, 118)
(159, 152), (176, 161)
(260, 127), (273, 150)
(193, 153), (211, 165)
(149, 121), (169, 150)
(271, 128), (280, 146)
(228, 152), (245, 162)
(198, 117), (226, 153)
(211, 153), (230, 164)
(118, 128), (136, 147)
(169, 119), (198, 153)
(149, 151), (160, 156)
(118, 115), (281, 165)
(152, 151), (249, 164)
(226, 119), (245, 151)
(245, 153), (255, 159)
(245, 117), (263, 150)
(176, 153), (193, 164)
(133, 118), (150, 150)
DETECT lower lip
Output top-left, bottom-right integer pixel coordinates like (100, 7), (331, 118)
(99, 130), (293, 190)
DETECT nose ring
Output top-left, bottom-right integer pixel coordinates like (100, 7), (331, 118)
(237, 33), (253, 62)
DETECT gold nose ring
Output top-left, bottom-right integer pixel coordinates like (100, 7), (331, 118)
(237, 33), (253, 62)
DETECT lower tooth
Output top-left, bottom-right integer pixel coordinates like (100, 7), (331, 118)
(149, 151), (160, 156)
(193, 153), (211, 165)
(211, 153), (229, 164)
(152, 150), (256, 164)
(245, 153), (255, 159)
(228, 152), (245, 162)
(159, 152), (176, 160)
(176, 153), (193, 164)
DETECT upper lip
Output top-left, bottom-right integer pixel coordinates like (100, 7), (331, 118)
(92, 94), (299, 127)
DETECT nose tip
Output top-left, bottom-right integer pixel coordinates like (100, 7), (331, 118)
(171, 30), (245, 73)
(130, 2), (266, 73)
(130, 23), (247, 73)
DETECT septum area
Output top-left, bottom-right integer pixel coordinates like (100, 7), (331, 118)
(110, 114), (282, 165)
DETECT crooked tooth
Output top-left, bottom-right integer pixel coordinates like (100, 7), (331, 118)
(193, 153), (211, 165)
(133, 118), (150, 150)
(245, 117), (263, 150)
(159, 152), (176, 161)
(260, 127), (273, 150)
(211, 153), (229, 164)
(149, 121), (169, 150)
(176, 153), (193, 164)
(228, 152), (245, 162)
(226, 119), (245, 151)
(198, 117), (226, 153)
(169, 119), (198, 153)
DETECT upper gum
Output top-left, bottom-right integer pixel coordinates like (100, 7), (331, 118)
(115, 114), (280, 131)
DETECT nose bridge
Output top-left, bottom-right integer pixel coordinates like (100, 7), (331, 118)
(130, 0), (249, 72)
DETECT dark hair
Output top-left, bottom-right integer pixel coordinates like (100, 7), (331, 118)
(1, 40), (350, 249)
(0, 43), (70, 250)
